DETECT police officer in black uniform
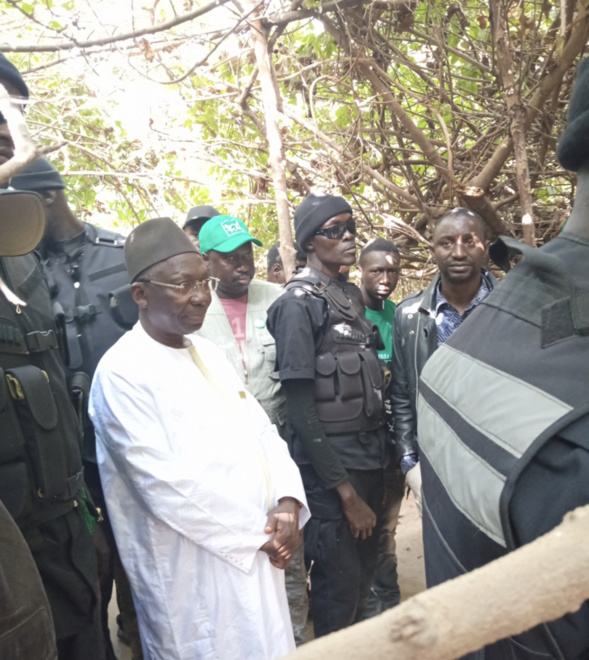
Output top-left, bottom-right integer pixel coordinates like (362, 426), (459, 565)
(418, 59), (589, 659)
(11, 157), (141, 660)
(267, 193), (387, 638)
(0, 53), (105, 660)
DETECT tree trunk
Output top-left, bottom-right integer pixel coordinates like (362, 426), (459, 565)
(283, 505), (589, 660)
(490, 0), (536, 246)
(470, 0), (589, 192)
(244, 0), (296, 278)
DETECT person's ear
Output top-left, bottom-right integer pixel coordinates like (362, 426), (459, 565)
(131, 282), (147, 309)
(305, 239), (315, 254)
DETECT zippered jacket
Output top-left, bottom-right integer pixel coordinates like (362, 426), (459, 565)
(390, 270), (496, 459)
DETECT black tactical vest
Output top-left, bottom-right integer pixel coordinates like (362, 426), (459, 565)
(418, 235), (589, 659)
(41, 223), (137, 464)
(0, 253), (84, 529)
(286, 271), (385, 435)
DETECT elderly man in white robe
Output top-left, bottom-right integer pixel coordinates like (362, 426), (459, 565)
(89, 218), (309, 660)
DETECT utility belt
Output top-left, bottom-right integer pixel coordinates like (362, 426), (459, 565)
(0, 364), (84, 524)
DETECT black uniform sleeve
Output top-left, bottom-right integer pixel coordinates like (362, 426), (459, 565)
(266, 289), (328, 381)
(267, 288), (349, 488)
(509, 415), (589, 659)
(282, 379), (349, 489)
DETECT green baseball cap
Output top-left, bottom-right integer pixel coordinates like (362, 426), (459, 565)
(198, 215), (263, 254)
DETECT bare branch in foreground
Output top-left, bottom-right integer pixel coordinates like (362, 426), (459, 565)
(1, 0), (234, 53)
(283, 505), (589, 660)
(0, 85), (37, 185)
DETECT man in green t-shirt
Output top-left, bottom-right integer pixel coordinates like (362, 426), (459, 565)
(358, 238), (405, 615)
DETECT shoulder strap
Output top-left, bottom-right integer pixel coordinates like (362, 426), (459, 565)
(284, 274), (326, 297)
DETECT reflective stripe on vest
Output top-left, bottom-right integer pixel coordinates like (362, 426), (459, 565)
(418, 343), (572, 547)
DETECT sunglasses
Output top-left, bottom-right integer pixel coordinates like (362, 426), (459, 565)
(314, 218), (356, 240)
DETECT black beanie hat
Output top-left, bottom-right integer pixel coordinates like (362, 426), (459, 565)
(125, 217), (197, 282)
(0, 53), (29, 100)
(294, 193), (353, 251)
(557, 58), (589, 172)
(11, 157), (65, 191)
(185, 205), (220, 223)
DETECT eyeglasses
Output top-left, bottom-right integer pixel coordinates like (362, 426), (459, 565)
(139, 277), (219, 295)
(314, 218), (356, 240)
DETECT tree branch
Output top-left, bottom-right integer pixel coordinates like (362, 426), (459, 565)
(244, 0), (296, 276)
(284, 107), (432, 244)
(320, 16), (449, 179)
(2, 0), (234, 52)
(284, 505), (589, 660)
(262, 0), (408, 28)
(490, 0), (536, 246)
(470, 0), (589, 191)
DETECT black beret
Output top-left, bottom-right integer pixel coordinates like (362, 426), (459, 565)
(557, 58), (589, 172)
(0, 53), (29, 100)
(11, 157), (65, 191)
(125, 217), (198, 282)
(294, 193), (353, 251)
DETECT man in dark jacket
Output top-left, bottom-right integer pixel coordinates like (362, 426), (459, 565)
(11, 157), (141, 660)
(417, 58), (589, 659)
(390, 208), (495, 509)
(0, 53), (105, 660)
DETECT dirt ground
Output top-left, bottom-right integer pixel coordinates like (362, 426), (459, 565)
(396, 491), (426, 601)
(109, 491), (425, 659)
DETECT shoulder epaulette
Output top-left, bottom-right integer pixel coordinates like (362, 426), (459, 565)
(86, 224), (126, 248)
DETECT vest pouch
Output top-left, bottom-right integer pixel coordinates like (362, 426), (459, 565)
(65, 320), (84, 370)
(314, 353), (337, 401)
(259, 335), (280, 381)
(0, 369), (31, 521)
(359, 353), (384, 418)
(0, 368), (26, 463)
(335, 352), (364, 400)
(315, 352), (364, 425)
(5, 365), (69, 501)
